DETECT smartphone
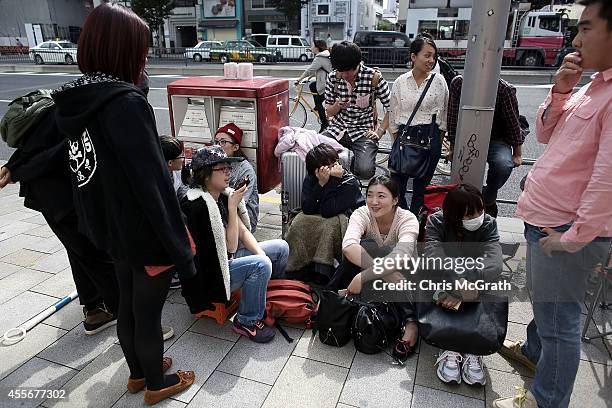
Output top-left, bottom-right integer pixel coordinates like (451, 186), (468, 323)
(235, 175), (250, 190)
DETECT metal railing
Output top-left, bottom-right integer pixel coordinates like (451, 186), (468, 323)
(376, 145), (536, 206)
(0, 45), (566, 69)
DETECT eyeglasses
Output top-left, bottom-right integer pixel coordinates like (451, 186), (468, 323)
(212, 166), (231, 173)
(215, 139), (237, 146)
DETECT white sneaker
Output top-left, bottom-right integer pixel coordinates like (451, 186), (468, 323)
(162, 326), (174, 341)
(492, 387), (537, 408)
(461, 353), (486, 386)
(435, 350), (463, 384)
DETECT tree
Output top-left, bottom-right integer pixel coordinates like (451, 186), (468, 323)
(269, 0), (309, 34)
(131, 0), (175, 49)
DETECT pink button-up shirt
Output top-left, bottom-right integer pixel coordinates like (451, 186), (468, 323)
(516, 67), (612, 247)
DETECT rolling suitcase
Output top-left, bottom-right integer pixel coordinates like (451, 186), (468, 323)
(280, 149), (350, 237)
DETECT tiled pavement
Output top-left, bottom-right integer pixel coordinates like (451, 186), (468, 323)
(0, 165), (610, 408)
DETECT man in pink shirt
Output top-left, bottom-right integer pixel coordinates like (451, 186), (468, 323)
(493, 1), (612, 407)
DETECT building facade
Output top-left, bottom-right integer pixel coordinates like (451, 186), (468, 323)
(300, 0), (397, 43)
(0, 0), (92, 47)
(243, 0), (289, 35)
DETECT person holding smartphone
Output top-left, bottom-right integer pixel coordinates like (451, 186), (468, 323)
(182, 146), (289, 343)
(214, 123), (259, 232)
(423, 184), (502, 387)
(495, 1), (612, 407)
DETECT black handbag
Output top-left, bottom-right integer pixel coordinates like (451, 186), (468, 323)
(388, 74), (437, 178)
(351, 299), (402, 354)
(317, 290), (359, 347)
(416, 293), (509, 355)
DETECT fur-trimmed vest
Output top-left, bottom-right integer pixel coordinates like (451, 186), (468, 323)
(182, 187), (250, 303)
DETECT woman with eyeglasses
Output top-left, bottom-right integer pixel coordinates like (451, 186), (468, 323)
(213, 123), (259, 232)
(181, 145), (288, 343)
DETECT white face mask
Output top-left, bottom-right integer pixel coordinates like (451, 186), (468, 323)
(462, 212), (485, 232)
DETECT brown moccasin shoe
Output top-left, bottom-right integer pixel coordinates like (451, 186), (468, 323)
(143, 370), (195, 405)
(127, 357), (173, 393)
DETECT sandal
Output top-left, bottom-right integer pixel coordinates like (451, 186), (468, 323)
(144, 370), (195, 405)
(127, 357), (173, 393)
(392, 339), (417, 364)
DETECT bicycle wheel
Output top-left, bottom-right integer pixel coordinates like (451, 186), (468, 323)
(289, 97), (307, 128)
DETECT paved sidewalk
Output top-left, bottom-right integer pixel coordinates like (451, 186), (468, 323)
(0, 167), (609, 408)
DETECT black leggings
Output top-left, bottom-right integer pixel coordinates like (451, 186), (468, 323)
(115, 262), (171, 390)
(44, 212), (119, 314)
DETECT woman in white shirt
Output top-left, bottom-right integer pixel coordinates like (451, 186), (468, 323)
(329, 175), (420, 362)
(389, 37), (449, 214)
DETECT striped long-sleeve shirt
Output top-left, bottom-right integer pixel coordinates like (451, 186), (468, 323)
(322, 63), (391, 142)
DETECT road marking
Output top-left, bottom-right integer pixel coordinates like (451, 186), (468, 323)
(260, 195), (281, 204)
(149, 74), (186, 78)
(0, 72), (81, 77)
(0, 99), (11, 103)
(149, 87), (166, 90)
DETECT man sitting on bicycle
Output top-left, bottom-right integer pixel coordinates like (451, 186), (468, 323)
(323, 41), (391, 180)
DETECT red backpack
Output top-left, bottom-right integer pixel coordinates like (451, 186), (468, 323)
(417, 184), (458, 242)
(263, 280), (319, 341)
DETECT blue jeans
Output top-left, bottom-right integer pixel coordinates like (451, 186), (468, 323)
(483, 141), (515, 206)
(390, 128), (441, 215)
(235, 239), (289, 279)
(230, 239), (289, 325)
(521, 223), (610, 408)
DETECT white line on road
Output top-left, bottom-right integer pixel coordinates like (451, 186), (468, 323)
(0, 72), (81, 77)
(0, 99), (11, 103)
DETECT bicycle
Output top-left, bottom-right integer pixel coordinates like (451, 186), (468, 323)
(289, 78), (321, 128)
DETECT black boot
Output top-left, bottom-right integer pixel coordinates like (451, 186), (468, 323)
(485, 203), (498, 218)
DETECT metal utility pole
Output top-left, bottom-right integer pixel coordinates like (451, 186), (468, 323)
(450, 0), (511, 189)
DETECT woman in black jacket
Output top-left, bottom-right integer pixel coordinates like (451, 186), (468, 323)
(51, 4), (194, 404)
(285, 143), (364, 283)
(424, 184), (502, 387)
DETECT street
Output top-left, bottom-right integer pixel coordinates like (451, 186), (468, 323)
(0, 71), (551, 217)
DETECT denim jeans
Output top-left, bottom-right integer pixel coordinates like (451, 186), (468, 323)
(234, 239), (289, 279)
(390, 128), (442, 215)
(230, 239), (289, 326)
(521, 223), (610, 408)
(482, 141), (515, 206)
(339, 134), (379, 180)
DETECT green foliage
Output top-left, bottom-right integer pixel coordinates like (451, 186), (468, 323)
(269, 0), (309, 21)
(131, 0), (175, 30)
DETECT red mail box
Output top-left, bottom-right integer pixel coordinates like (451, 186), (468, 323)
(167, 76), (289, 193)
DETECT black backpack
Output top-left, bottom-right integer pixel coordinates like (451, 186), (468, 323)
(436, 57), (459, 88)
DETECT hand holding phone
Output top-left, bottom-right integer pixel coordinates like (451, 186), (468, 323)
(235, 175), (250, 190)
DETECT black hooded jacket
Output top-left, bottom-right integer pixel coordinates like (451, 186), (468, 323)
(52, 77), (194, 274)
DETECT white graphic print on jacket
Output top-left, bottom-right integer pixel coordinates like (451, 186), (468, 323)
(69, 128), (97, 187)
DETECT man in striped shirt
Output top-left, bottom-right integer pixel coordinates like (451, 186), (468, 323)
(323, 42), (391, 179)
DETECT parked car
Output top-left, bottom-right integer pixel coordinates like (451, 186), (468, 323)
(352, 31), (411, 66)
(184, 41), (223, 62)
(243, 34), (269, 48)
(209, 40), (281, 63)
(29, 40), (78, 65)
(266, 35), (313, 62)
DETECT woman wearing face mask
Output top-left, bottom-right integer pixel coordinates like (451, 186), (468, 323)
(329, 175), (421, 363)
(424, 184), (502, 387)
(388, 36), (449, 214)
